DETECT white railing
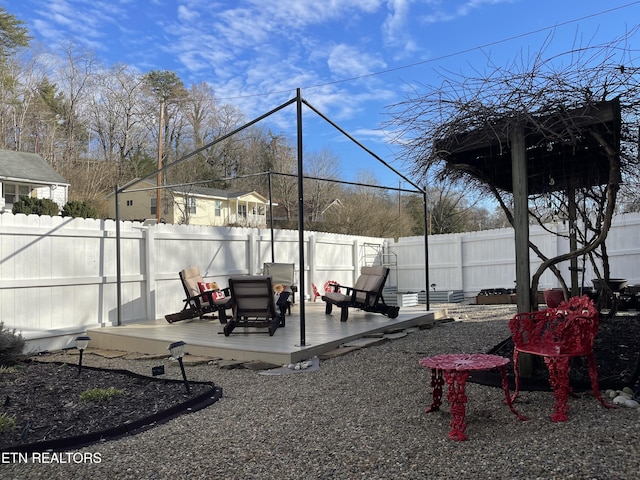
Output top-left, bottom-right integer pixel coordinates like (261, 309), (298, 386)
(228, 213), (266, 227)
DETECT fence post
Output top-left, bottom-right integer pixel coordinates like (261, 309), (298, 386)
(308, 234), (316, 301)
(145, 226), (156, 321)
(455, 234), (463, 291)
(249, 230), (257, 275)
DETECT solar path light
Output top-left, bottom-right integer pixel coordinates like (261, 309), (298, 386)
(168, 341), (191, 393)
(75, 336), (91, 375)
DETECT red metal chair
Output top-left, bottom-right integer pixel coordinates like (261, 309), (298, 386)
(312, 283), (321, 302)
(508, 295), (614, 422)
(324, 280), (340, 293)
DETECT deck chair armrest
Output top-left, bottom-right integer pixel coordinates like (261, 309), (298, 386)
(344, 286), (377, 303)
(200, 288), (231, 303)
(185, 291), (208, 303)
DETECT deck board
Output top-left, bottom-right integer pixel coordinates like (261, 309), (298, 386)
(88, 303), (439, 365)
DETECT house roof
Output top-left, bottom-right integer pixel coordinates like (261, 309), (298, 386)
(171, 185), (267, 202)
(107, 178), (268, 203)
(0, 150), (69, 185)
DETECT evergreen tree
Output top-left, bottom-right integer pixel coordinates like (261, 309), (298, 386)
(0, 8), (30, 59)
(62, 200), (98, 218)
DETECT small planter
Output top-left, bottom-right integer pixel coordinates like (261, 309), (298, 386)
(543, 289), (565, 308)
(592, 278), (627, 292)
(396, 293), (418, 307)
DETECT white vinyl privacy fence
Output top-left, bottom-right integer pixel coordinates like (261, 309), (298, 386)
(1, 211), (639, 348)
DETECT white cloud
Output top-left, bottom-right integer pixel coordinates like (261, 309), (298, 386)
(421, 0), (513, 25)
(177, 5), (200, 22)
(327, 44), (387, 78)
(382, 0), (411, 43)
(29, 0), (126, 52)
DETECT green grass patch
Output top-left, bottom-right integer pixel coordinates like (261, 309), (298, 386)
(80, 386), (127, 402)
(0, 413), (16, 432)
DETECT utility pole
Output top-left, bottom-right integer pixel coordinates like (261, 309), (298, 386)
(156, 99), (165, 223)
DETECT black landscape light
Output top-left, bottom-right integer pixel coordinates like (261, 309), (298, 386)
(168, 341), (190, 393)
(75, 335), (91, 375)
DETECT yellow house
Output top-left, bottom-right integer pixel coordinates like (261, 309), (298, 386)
(107, 180), (269, 227)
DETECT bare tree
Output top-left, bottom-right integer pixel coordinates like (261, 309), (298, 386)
(303, 148), (342, 225)
(88, 64), (147, 167)
(322, 170), (414, 237)
(54, 43), (96, 168)
(423, 180), (488, 234)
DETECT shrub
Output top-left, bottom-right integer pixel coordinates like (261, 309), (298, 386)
(80, 387), (127, 402)
(12, 197), (60, 216)
(0, 413), (16, 433)
(0, 322), (25, 366)
(62, 200), (98, 218)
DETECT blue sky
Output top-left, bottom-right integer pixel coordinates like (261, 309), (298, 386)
(5, 0), (640, 187)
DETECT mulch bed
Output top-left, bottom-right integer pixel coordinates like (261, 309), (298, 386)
(469, 313), (640, 391)
(0, 361), (221, 453)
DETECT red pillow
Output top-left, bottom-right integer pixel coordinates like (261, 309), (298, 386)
(212, 291), (226, 300)
(197, 282), (218, 293)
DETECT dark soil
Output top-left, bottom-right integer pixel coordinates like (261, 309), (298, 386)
(474, 313), (640, 392)
(0, 361), (216, 451)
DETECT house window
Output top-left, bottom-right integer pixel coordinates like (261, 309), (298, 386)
(186, 196), (196, 214)
(214, 200), (222, 217)
(238, 204), (247, 218)
(150, 197), (157, 215)
(3, 183), (31, 205)
(126, 200), (133, 206)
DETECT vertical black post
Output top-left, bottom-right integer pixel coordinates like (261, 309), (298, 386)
(423, 190), (430, 311)
(115, 185), (122, 326)
(268, 171), (275, 263)
(568, 185), (579, 297)
(177, 358), (190, 394)
(77, 350), (84, 375)
(296, 88), (306, 346)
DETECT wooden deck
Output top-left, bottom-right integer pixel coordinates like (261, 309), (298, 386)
(88, 302), (441, 365)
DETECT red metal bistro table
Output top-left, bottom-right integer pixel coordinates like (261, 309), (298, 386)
(419, 353), (527, 441)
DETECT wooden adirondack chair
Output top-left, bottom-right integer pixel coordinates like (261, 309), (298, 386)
(321, 266), (400, 322)
(224, 275), (285, 336)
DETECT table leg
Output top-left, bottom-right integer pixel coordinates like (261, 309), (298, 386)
(498, 366), (527, 421)
(544, 356), (570, 422)
(425, 368), (444, 412)
(444, 370), (469, 441)
(586, 353), (615, 410)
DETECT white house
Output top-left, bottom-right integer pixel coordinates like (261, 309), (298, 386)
(106, 179), (270, 227)
(0, 150), (69, 213)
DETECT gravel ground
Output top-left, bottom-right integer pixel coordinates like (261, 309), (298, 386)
(3, 303), (639, 480)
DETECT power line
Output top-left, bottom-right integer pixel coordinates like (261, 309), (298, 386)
(218, 1), (640, 101)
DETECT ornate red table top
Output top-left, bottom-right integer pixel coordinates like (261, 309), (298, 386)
(419, 353), (509, 371)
